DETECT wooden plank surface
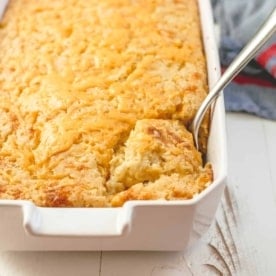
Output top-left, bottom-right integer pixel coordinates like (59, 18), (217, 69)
(0, 113), (276, 276)
(225, 114), (276, 275)
(0, 252), (101, 276)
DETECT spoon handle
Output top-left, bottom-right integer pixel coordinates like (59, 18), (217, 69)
(191, 8), (276, 149)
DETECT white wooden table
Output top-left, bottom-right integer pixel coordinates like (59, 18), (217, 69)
(0, 113), (276, 276)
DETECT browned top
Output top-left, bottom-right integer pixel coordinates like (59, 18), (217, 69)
(0, 0), (212, 207)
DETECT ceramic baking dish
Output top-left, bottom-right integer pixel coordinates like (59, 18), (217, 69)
(0, 0), (227, 251)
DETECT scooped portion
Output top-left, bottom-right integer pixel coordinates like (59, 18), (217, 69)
(108, 119), (212, 206)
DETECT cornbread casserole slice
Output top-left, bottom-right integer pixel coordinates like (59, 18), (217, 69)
(0, 0), (212, 207)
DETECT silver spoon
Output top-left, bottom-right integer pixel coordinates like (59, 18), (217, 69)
(191, 8), (276, 150)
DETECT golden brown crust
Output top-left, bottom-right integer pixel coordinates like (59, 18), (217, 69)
(0, 0), (212, 207)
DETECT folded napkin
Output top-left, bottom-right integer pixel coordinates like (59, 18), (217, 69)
(211, 0), (276, 120)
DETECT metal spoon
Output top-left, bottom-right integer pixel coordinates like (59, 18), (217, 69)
(191, 8), (276, 150)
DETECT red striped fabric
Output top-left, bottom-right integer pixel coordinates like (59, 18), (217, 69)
(221, 67), (276, 88)
(256, 43), (276, 78)
(233, 73), (276, 88)
(271, 66), (276, 78)
(257, 44), (276, 66)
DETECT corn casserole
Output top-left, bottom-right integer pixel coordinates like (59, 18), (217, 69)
(0, 0), (212, 207)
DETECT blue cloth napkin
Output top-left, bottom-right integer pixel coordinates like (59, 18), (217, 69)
(211, 0), (276, 120)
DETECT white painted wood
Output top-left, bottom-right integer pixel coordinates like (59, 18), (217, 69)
(0, 113), (276, 275)
(263, 119), (276, 203)
(0, 252), (101, 276)
(226, 114), (276, 275)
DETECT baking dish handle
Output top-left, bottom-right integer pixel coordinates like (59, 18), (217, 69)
(24, 203), (130, 237)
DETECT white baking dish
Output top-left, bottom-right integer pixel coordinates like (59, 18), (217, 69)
(0, 0), (227, 251)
